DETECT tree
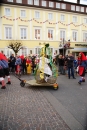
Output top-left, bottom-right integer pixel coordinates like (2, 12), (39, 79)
(8, 40), (23, 55)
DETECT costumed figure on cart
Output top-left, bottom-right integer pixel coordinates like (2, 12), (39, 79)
(34, 43), (58, 88)
(77, 52), (87, 84)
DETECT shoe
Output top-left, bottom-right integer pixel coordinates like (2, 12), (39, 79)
(73, 77), (76, 79)
(78, 81), (81, 85)
(1, 86), (6, 89)
(6, 81), (11, 84)
(82, 79), (85, 82)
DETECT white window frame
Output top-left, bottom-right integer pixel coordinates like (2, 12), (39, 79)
(60, 29), (66, 41)
(76, 6), (80, 11)
(20, 27), (27, 40)
(4, 26), (12, 40)
(83, 32), (87, 42)
(7, 0), (13, 2)
(34, 0), (39, 6)
(84, 18), (87, 24)
(72, 30), (78, 42)
(56, 3), (60, 8)
(49, 2), (54, 8)
(47, 28), (54, 40)
(5, 8), (11, 16)
(48, 13), (53, 20)
(35, 46), (40, 55)
(28, 0), (33, 5)
(81, 7), (84, 12)
(20, 10), (26, 17)
(42, 0), (46, 7)
(71, 5), (75, 11)
(61, 4), (66, 9)
(73, 16), (77, 23)
(35, 11), (40, 19)
(61, 14), (65, 21)
(16, 0), (22, 3)
(34, 27), (41, 40)
(21, 47), (27, 56)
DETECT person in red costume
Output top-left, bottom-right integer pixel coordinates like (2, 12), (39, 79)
(77, 52), (87, 84)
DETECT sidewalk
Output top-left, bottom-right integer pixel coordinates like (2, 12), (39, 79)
(0, 74), (70, 130)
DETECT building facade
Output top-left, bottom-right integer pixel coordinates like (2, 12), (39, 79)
(0, 0), (87, 57)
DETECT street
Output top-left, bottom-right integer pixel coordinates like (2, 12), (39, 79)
(0, 73), (87, 130)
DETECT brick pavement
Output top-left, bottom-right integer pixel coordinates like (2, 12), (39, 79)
(0, 74), (70, 130)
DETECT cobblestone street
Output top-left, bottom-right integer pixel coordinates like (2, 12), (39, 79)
(0, 74), (70, 130)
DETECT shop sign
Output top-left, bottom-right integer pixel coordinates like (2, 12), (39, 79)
(75, 44), (87, 47)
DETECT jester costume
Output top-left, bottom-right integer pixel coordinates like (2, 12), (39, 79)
(77, 52), (87, 84)
(35, 43), (58, 83)
(0, 53), (11, 89)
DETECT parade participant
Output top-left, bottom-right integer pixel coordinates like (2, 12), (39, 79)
(15, 55), (21, 75)
(0, 53), (7, 89)
(0, 60), (6, 89)
(77, 52), (87, 84)
(26, 56), (32, 74)
(1, 59), (11, 84)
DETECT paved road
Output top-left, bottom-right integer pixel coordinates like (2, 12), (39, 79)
(0, 74), (70, 130)
(48, 74), (87, 130)
(0, 73), (87, 130)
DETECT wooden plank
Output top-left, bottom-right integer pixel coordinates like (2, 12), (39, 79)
(26, 79), (54, 86)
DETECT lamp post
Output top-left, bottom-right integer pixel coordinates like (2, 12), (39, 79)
(60, 38), (67, 56)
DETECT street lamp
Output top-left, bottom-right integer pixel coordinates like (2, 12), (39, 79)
(60, 38), (67, 56)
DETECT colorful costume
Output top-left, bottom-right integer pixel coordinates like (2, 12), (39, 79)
(35, 43), (58, 83)
(26, 58), (32, 74)
(77, 52), (87, 84)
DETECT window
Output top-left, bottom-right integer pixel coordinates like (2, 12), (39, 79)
(61, 14), (65, 21)
(21, 10), (26, 17)
(35, 11), (40, 18)
(81, 7), (84, 12)
(83, 32), (87, 42)
(42, 0), (46, 7)
(7, 0), (13, 2)
(35, 29), (41, 39)
(71, 5), (75, 11)
(48, 29), (53, 40)
(56, 3), (60, 8)
(35, 47), (40, 54)
(5, 27), (12, 39)
(61, 4), (66, 9)
(49, 2), (54, 7)
(76, 6), (80, 11)
(84, 18), (87, 24)
(34, 0), (39, 5)
(22, 47), (27, 56)
(20, 28), (27, 39)
(72, 31), (77, 41)
(16, 0), (22, 3)
(73, 16), (77, 22)
(28, 0), (33, 5)
(5, 8), (10, 16)
(60, 30), (65, 40)
(86, 8), (87, 13)
(48, 13), (53, 20)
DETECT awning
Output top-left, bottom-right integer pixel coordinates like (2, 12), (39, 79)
(72, 48), (87, 52)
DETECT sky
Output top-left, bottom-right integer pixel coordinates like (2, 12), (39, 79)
(63, 0), (87, 4)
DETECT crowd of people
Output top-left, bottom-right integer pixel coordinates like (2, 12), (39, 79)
(0, 50), (87, 89)
(56, 52), (87, 84)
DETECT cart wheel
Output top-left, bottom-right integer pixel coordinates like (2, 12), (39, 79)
(53, 83), (58, 90)
(20, 81), (25, 87)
